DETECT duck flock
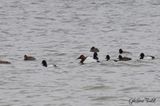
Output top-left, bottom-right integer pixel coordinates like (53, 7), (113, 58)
(77, 46), (155, 64)
(0, 46), (155, 67)
(0, 54), (57, 68)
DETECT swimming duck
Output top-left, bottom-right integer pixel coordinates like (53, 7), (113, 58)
(105, 55), (118, 62)
(41, 60), (57, 67)
(0, 60), (11, 64)
(93, 52), (99, 61)
(24, 55), (36, 61)
(118, 55), (132, 61)
(77, 55), (98, 64)
(90, 46), (99, 52)
(139, 53), (155, 60)
(119, 49), (131, 54)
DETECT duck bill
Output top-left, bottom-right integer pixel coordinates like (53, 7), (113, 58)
(77, 57), (80, 59)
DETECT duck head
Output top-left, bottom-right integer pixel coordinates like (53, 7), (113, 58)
(106, 55), (110, 61)
(140, 53), (145, 59)
(42, 60), (47, 67)
(90, 47), (95, 51)
(24, 55), (28, 60)
(90, 46), (99, 52)
(77, 55), (86, 64)
(119, 49), (123, 54)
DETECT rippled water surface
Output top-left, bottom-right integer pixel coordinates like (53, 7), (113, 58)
(0, 0), (160, 106)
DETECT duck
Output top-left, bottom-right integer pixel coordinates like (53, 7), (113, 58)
(41, 60), (57, 67)
(118, 55), (132, 61)
(93, 52), (99, 61)
(24, 55), (36, 61)
(105, 55), (119, 62)
(77, 55), (98, 64)
(119, 49), (131, 54)
(90, 46), (100, 61)
(90, 46), (99, 52)
(139, 53), (155, 60)
(0, 60), (11, 64)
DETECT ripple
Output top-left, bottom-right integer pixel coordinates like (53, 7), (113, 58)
(119, 87), (140, 92)
(34, 17), (55, 21)
(83, 85), (111, 91)
(91, 96), (118, 101)
(148, 1), (160, 5)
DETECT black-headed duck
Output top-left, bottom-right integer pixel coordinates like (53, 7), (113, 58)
(90, 46), (99, 52)
(140, 53), (155, 60)
(93, 52), (99, 61)
(42, 60), (57, 67)
(119, 49), (131, 54)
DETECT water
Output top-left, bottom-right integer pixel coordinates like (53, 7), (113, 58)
(0, 0), (160, 106)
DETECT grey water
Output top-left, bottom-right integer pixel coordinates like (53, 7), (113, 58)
(0, 0), (160, 106)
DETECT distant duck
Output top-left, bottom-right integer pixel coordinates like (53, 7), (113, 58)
(77, 55), (98, 64)
(41, 60), (57, 67)
(105, 55), (110, 61)
(24, 55), (36, 61)
(118, 55), (132, 61)
(90, 46), (99, 52)
(119, 49), (131, 54)
(0, 60), (11, 64)
(105, 55), (118, 62)
(93, 52), (99, 61)
(90, 46), (99, 61)
(139, 53), (155, 60)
